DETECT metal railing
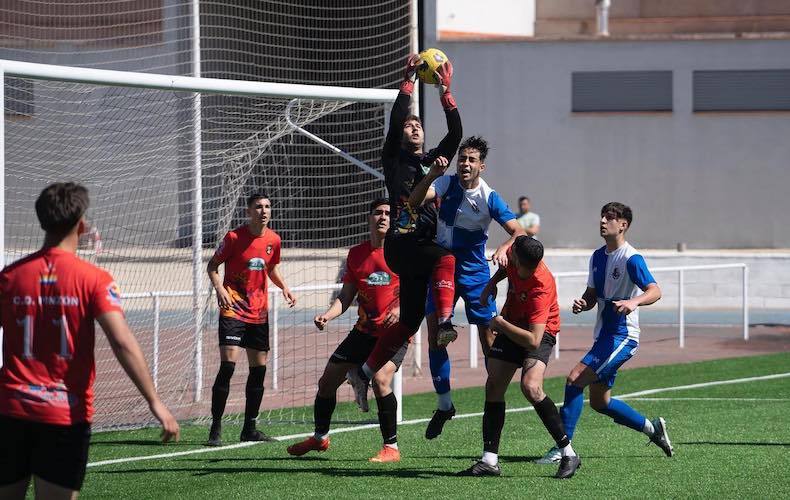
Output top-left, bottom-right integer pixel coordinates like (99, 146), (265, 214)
(125, 262), (748, 421)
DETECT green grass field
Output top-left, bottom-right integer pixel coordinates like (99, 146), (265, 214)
(84, 353), (790, 499)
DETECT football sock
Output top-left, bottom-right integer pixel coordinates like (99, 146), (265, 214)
(243, 365), (267, 430)
(482, 401), (506, 455)
(210, 361), (236, 424)
(561, 443), (577, 458)
(385, 443), (399, 450)
(314, 394), (336, 438)
(482, 452), (498, 466)
(429, 348), (452, 409)
(376, 392), (398, 445)
(364, 323), (414, 372)
(431, 254), (456, 324)
(533, 396), (571, 449)
(560, 384), (585, 440)
(597, 398), (647, 433)
(642, 418), (655, 436)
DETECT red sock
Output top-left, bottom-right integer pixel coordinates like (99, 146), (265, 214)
(431, 254), (456, 324)
(366, 323), (415, 372)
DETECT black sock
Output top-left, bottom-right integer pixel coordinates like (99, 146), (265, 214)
(533, 396), (570, 448)
(314, 394), (337, 436)
(211, 361), (236, 426)
(482, 401), (506, 454)
(244, 365), (267, 430)
(376, 393), (398, 445)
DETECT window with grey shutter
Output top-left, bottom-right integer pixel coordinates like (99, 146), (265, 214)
(572, 71), (673, 112)
(694, 70), (790, 111)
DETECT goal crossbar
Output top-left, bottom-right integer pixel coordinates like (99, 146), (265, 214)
(0, 59), (398, 103)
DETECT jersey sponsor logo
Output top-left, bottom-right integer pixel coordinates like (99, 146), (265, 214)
(366, 271), (392, 286)
(106, 282), (122, 307)
(247, 257), (266, 271)
(611, 267), (621, 280)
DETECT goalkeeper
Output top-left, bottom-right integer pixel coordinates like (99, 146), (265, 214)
(348, 54), (462, 400)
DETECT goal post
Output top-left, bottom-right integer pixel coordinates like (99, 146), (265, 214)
(1, 59), (398, 429)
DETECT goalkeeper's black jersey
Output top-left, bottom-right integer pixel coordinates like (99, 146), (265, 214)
(382, 92), (462, 238)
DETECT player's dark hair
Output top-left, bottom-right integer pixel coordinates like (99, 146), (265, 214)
(369, 198), (389, 214)
(404, 114), (421, 125)
(513, 235), (543, 268)
(601, 201), (633, 227)
(458, 136), (489, 161)
(518, 196), (530, 204)
(35, 182), (89, 236)
(246, 193), (269, 207)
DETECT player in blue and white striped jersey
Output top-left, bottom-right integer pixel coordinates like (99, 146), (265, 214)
(538, 202), (673, 479)
(408, 136), (525, 439)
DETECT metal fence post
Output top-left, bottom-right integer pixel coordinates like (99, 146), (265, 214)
(554, 275), (560, 359)
(411, 322), (422, 376)
(393, 366), (403, 423)
(469, 324), (478, 368)
(743, 265), (749, 341)
(678, 269), (685, 348)
(272, 292), (279, 390)
(152, 293), (160, 390)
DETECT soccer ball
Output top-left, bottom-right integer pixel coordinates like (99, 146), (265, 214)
(416, 48), (449, 85)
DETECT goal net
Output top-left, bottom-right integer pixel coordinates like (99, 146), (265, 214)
(1, 61), (400, 430)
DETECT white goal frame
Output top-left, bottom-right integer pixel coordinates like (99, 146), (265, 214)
(0, 59), (398, 408)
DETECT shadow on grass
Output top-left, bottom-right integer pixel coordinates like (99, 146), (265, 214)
(93, 465), (453, 479)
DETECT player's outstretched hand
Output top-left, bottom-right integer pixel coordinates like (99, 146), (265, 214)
(480, 282), (497, 307)
(283, 289), (296, 308)
(382, 306), (400, 328)
(150, 399), (180, 443)
(404, 53), (421, 81)
(428, 156), (450, 177)
(612, 298), (637, 315)
(572, 298), (587, 314)
(490, 248), (509, 268)
(314, 314), (328, 330)
(436, 60), (454, 93)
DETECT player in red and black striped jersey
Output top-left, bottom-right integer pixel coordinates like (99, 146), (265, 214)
(206, 193), (295, 446)
(0, 183), (179, 498)
(287, 199), (408, 463)
(459, 236), (578, 478)
(348, 54), (462, 404)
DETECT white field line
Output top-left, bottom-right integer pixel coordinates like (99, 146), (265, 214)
(87, 371), (790, 468)
(625, 397), (790, 402)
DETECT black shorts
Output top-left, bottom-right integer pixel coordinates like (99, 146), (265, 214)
(0, 415), (91, 491)
(329, 329), (409, 370)
(218, 316), (270, 351)
(489, 332), (557, 366)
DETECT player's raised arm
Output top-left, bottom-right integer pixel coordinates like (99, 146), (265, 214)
(426, 60), (462, 163)
(480, 265), (507, 307)
(97, 311), (180, 442)
(488, 189), (526, 267)
(314, 282), (358, 330)
(407, 155), (449, 208)
(382, 54), (421, 160)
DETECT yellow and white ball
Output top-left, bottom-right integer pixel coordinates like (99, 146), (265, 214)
(416, 48), (449, 85)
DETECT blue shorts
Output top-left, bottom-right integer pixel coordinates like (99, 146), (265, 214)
(425, 279), (497, 326)
(580, 335), (639, 388)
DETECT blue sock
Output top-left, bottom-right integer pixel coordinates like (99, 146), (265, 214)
(429, 348), (452, 405)
(560, 384), (584, 440)
(598, 398), (647, 432)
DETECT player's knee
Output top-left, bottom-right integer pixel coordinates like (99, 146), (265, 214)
(521, 382), (544, 403)
(371, 373), (391, 394)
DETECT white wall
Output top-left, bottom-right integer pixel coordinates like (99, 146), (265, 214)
(437, 0), (535, 38)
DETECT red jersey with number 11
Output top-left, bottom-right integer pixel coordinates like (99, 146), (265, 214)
(343, 241), (399, 335)
(0, 247), (123, 425)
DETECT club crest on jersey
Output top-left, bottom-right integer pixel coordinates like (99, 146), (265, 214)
(106, 282), (122, 307)
(266, 244), (273, 255)
(248, 258), (266, 271)
(366, 271), (391, 286)
(611, 267), (621, 280)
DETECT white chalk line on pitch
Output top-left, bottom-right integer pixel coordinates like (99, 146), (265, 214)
(87, 371), (790, 468)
